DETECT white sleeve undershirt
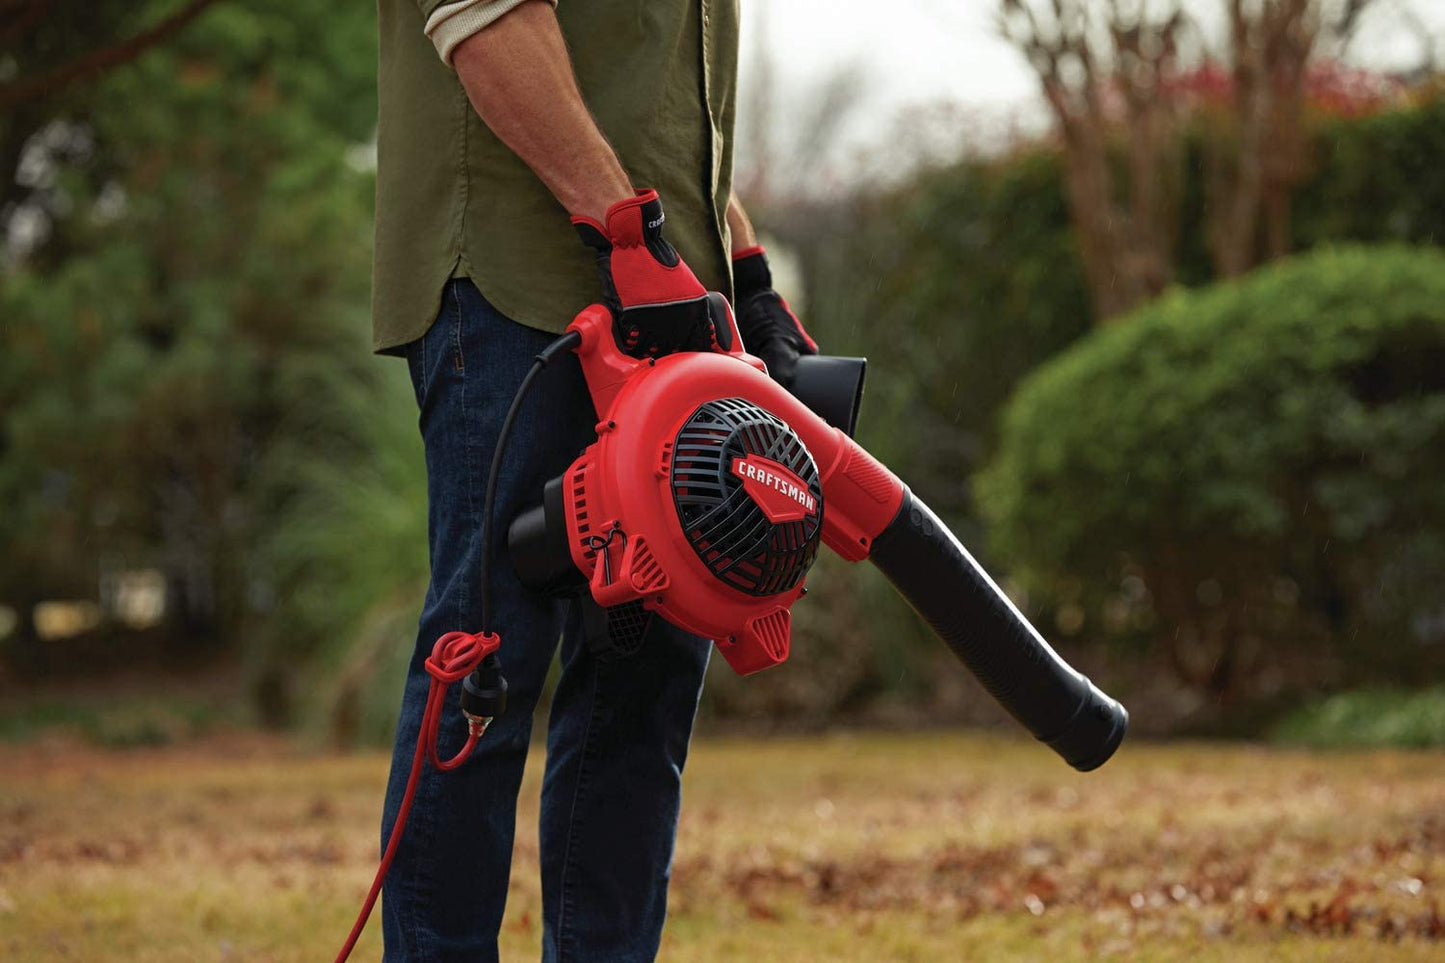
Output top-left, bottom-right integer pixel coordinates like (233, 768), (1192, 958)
(425, 0), (559, 66)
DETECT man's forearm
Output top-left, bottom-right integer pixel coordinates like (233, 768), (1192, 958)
(726, 195), (759, 254)
(451, 1), (631, 224)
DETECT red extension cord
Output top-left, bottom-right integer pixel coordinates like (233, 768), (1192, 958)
(334, 629), (501, 963)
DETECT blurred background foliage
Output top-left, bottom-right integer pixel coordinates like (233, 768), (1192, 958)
(1, 0), (395, 727)
(2, 0), (1443, 745)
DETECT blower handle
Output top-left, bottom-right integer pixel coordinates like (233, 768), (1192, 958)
(868, 490), (1127, 771)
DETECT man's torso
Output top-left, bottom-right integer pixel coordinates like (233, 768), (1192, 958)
(373, 0), (740, 353)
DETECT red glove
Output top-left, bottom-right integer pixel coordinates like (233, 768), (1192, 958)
(573, 190), (724, 358)
(732, 245), (818, 388)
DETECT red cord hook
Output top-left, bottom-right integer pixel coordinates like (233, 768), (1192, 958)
(334, 629), (501, 963)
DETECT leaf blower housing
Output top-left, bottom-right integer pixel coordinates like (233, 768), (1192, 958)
(510, 300), (1127, 772)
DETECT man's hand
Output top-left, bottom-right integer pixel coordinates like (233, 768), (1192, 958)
(573, 190), (721, 358)
(732, 246), (818, 388)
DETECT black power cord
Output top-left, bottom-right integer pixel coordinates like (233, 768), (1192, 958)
(462, 329), (584, 719)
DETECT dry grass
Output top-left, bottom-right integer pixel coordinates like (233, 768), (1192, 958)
(1, 730), (1441, 961)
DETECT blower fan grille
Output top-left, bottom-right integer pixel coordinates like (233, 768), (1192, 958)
(670, 398), (823, 597)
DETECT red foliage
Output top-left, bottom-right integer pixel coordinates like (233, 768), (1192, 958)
(1165, 59), (1408, 118)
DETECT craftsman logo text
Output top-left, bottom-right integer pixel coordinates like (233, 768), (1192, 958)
(731, 456), (818, 523)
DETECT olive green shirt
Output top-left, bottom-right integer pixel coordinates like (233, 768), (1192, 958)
(373, 0), (739, 354)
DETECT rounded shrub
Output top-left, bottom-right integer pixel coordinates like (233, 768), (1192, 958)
(977, 245), (1445, 697)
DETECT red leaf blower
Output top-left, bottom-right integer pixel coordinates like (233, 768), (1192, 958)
(506, 298), (1127, 769)
(336, 296), (1126, 961)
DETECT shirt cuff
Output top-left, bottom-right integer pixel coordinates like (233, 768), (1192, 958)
(425, 0), (557, 66)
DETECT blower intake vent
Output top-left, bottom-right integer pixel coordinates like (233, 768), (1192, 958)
(671, 398), (823, 597)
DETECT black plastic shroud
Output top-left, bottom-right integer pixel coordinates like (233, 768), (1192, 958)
(868, 489), (1128, 771)
(508, 475), (584, 598)
(671, 398), (823, 598)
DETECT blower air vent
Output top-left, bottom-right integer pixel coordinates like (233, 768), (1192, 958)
(748, 609), (791, 663)
(570, 465), (591, 539)
(671, 398), (823, 597)
(627, 536), (669, 594)
(603, 599), (650, 660)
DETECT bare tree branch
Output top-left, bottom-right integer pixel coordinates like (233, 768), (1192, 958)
(998, 0), (1190, 320)
(0, 0), (222, 111)
(1002, 0), (1379, 301)
(1207, 0), (1376, 274)
(0, 0), (55, 46)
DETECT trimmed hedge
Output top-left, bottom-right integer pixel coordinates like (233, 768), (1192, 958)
(977, 246), (1445, 695)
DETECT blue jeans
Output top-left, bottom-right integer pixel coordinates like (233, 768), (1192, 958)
(381, 279), (712, 962)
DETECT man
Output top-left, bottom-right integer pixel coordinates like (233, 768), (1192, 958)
(373, 1), (819, 960)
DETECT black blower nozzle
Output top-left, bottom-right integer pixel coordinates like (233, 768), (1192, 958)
(790, 354), (867, 437)
(868, 490), (1127, 771)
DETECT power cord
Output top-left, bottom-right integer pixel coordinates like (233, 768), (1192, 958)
(334, 328), (583, 962)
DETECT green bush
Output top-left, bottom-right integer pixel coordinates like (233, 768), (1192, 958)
(1295, 89), (1445, 253)
(1271, 688), (1445, 749)
(977, 245), (1445, 697)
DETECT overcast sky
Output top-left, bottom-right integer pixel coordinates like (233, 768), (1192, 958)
(736, 0), (1445, 182)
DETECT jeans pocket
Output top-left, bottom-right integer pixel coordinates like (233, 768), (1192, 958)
(447, 279), (468, 374)
(404, 331), (428, 408)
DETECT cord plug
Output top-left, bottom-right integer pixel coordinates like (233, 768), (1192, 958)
(461, 653), (509, 720)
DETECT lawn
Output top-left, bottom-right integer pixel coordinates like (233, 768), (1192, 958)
(0, 730), (1441, 961)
